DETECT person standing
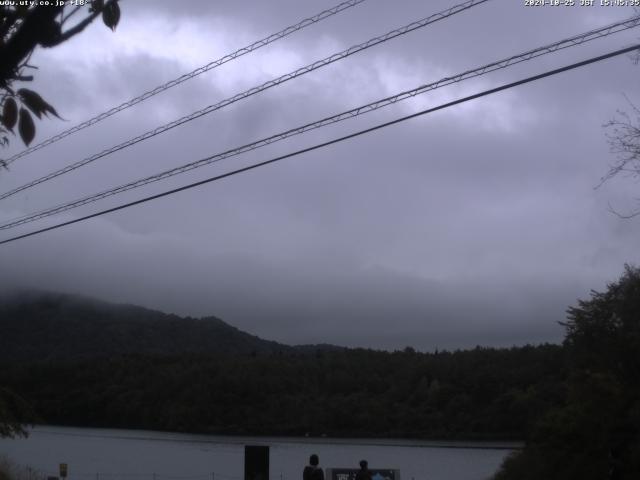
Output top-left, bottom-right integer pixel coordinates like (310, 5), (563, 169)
(303, 454), (325, 480)
(355, 460), (372, 480)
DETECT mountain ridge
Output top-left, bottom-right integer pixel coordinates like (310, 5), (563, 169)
(0, 290), (307, 361)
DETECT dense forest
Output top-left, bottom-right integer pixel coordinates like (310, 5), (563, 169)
(0, 345), (565, 439)
(0, 290), (566, 439)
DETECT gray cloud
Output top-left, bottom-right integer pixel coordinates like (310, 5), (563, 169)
(1, 0), (639, 350)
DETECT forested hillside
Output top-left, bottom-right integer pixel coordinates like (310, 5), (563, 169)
(0, 291), (567, 440)
(1, 346), (566, 439)
(0, 291), (294, 360)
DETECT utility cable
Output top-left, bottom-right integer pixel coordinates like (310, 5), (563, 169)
(0, 0), (491, 200)
(1, 43), (637, 246)
(0, 0), (368, 167)
(1, 15), (638, 230)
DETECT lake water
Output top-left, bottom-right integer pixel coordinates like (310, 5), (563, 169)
(0, 427), (518, 480)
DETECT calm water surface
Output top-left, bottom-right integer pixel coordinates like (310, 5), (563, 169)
(0, 427), (518, 480)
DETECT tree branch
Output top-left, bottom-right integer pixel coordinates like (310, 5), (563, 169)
(48, 6), (103, 47)
(607, 201), (640, 219)
(61, 4), (84, 25)
(0, 6), (63, 83)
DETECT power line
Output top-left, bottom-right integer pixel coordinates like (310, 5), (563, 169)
(1, 44), (637, 247)
(0, 0), (491, 201)
(1, 0), (368, 167)
(2, 15), (638, 230)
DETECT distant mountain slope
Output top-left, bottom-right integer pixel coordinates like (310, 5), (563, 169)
(0, 291), (568, 440)
(0, 291), (294, 361)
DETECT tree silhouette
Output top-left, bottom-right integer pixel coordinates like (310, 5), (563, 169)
(602, 102), (640, 218)
(0, 1), (121, 154)
(495, 265), (640, 480)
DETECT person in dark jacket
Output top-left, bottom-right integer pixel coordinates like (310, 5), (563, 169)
(303, 454), (324, 480)
(355, 460), (372, 480)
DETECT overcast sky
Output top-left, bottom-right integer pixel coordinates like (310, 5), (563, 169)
(0, 0), (639, 350)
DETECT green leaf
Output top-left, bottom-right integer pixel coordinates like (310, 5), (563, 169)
(102, 1), (121, 31)
(17, 88), (61, 120)
(18, 108), (35, 146)
(1, 97), (17, 132)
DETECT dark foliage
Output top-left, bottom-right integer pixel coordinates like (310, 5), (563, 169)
(0, 291), (567, 440)
(0, 386), (35, 438)
(0, 347), (565, 440)
(495, 265), (640, 480)
(0, 291), (294, 361)
(0, 1), (120, 147)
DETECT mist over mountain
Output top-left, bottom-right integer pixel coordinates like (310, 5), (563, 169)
(0, 290), (300, 361)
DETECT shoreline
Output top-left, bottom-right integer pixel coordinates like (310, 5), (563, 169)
(17, 425), (524, 450)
